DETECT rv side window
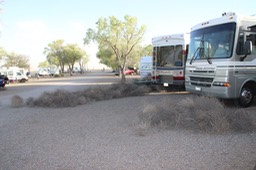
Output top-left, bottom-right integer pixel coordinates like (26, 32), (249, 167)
(237, 33), (256, 55)
(247, 34), (256, 55)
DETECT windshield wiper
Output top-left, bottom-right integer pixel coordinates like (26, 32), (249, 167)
(206, 57), (212, 64)
(204, 52), (212, 64)
(189, 47), (202, 65)
(200, 37), (212, 65)
(190, 44), (212, 65)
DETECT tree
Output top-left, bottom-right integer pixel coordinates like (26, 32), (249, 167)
(78, 53), (89, 74)
(84, 15), (146, 82)
(44, 40), (88, 75)
(38, 60), (50, 68)
(96, 43), (152, 73)
(125, 44), (153, 69)
(0, 47), (7, 60)
(44, 40), (65, 74)
(63, 44), (86, 75)
(140, 44), (153, 57)
(96, 45), (117, 69)
(4, 52), (30, 68)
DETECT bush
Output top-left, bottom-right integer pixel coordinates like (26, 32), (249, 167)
(11, 95), (24, 108)
(137, 96), (256, 134)
(54, 74), (61, 77)
(26, 83), (152, 108)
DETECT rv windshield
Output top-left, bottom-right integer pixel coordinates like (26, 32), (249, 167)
(187, 23), (236, 61)
(153, 45), (183, 67)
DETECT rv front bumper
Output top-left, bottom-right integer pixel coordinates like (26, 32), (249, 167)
(185, 82), (236, 99)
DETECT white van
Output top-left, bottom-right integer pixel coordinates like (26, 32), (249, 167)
(6, 69), (28, 83)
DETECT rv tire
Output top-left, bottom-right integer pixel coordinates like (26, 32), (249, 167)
(237, 85), (254, 107)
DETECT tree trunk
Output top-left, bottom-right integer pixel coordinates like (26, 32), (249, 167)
(119, 65), (126, 83)
(121, 72), (126, 83)
(68, 66), (73, 76)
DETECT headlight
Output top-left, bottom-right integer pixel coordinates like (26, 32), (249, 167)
(212, 81), (231, 87)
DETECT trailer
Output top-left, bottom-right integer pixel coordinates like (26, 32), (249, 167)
(140, 56), (152, 82)
(152, 33), (189, 89)
(185, 12), (256, 107)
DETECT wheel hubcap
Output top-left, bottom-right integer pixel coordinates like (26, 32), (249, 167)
(241, 88), (253, 104)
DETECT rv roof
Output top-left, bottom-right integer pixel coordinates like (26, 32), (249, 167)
(151, 33), (189, 46)
(191, 13), (256, 31)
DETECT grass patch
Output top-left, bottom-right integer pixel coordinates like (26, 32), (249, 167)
(137, 96), (256, 134)
(26, 83), (153, 108)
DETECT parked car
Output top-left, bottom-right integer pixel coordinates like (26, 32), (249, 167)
(0, 76), (6, 88)
(114, 69), (135, 76)
(114, 69), (120, 76)
(124, 69), (135, 75)
(0, 74), (9, 84)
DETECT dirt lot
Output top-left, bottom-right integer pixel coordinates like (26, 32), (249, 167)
(0, 92), (256, 170)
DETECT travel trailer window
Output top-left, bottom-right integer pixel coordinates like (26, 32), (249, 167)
(188, 23), (236, 60)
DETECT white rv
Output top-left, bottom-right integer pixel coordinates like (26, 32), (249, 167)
(152, 34), (189, 88)
(185, 12), (256, 107)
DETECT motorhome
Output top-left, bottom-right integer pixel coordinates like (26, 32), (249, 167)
(152, 33), (189, 88)
(185, 12), (256, 107)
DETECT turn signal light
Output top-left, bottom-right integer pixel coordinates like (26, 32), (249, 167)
(213, 81), (231, 87)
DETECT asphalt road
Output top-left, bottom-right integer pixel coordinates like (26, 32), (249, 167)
(0, 71), (138, 107)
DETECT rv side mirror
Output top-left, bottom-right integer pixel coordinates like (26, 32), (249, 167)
(240, 41), (252, 61)
(243, 40), (252, 55)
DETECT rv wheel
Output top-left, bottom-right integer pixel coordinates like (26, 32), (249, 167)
(237, 85), (254, 107)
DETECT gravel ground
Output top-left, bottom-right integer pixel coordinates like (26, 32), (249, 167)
(0, 94), (256, 170)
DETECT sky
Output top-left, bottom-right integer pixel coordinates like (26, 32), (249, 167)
(0, 0), (255, 70)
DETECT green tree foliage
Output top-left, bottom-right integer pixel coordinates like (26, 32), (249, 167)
(44, 40), (65, 74)
(126, 44), (153, 68)
(63, 44), (86, 75)
(96, 45), (117, 69)
(44, 40), (87, 75)
(78, 53), (89, 74)
(96, 43), (152, 71)
(38, 60), (50, 68)
(0, 47), (7, 60)
(140, 44), (153, 56)
(4, 52), (30, 68)
(84, 15), (146, 82)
